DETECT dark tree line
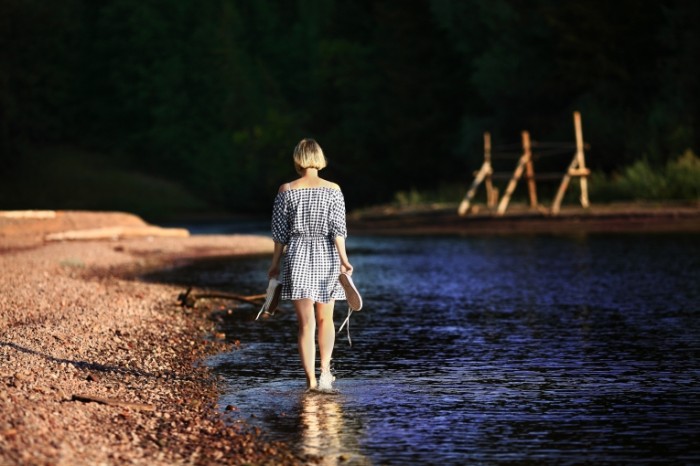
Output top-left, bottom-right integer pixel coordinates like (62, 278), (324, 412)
(1, 0), (698, 211)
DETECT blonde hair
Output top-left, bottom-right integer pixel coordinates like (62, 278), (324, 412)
(293, 138), (327, 172)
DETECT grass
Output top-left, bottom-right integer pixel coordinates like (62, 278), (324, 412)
(587, 150), (700, 202)
(393, 183), (465, 208)
(0, 146), (211, 221)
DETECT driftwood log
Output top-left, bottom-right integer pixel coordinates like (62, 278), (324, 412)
(71, 394), (155, 411)
(45, 225), (189, 241)
(177, 287), (265, 308)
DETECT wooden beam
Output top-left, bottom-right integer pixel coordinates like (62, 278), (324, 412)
(497, 136), (531, 215)
(458, 132), (493, 216)
(568, 168), (591, 177)
(551, 156), (578, 215)
(523, 131), (538, 207)
(458, 161), (492, 216)
(484, 132), (496, 207)
(574, 111), (590, 208)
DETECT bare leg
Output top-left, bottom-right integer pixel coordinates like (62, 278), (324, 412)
(294, 299), (317, 389)
(315, 300), (335, 376)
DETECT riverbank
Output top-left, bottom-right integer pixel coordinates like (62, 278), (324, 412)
(0, 213), (305, 465)
(348, 201), (700, 235)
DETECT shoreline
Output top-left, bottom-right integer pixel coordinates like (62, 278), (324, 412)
(348, 201), (700, 235)
(3, 203), (698, 463)
(0, 232), (306, 465)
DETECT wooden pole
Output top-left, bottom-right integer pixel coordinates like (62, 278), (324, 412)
(457, 162), (491, 216)
(552, 111), (591, 214)
(484, 132), (495, 207)
(497, 132), (531, 215)
(551, 157), (576, 215)
(489, 187), (499, 207)
(574, 111), (589, 208)
(523, 131), (537, 208)
(458, 132), (493, 216)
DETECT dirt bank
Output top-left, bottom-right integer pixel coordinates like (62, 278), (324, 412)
(0, 215), (309, 465)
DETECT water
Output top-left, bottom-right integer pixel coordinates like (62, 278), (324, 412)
(145, 234), (700, 464)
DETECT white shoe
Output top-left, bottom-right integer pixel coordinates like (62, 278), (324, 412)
(339, 272), (362, 311)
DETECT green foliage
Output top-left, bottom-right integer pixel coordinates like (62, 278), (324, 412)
(394, 183), (465, 207)
(394, 188), (423, 208)
(666, 150), (700, 199)
(588, 150), (700, 201)
(0, 1), (83, 156)
(616, 161), (669, 200)
(1, 0), (699, 215)
(0, 147), (209, 220)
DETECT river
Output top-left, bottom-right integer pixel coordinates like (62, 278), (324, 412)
(146, 232), (700, 464)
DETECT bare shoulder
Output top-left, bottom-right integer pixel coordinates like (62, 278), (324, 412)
(322, 180), (341, 191)
(278, 183), (292, 193)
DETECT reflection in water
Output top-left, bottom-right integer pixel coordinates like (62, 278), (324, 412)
(146, 234), (700, 464)
(298, 392), (372, 466)
(299, 392), (365, 465)
(214, 380), (371, 465)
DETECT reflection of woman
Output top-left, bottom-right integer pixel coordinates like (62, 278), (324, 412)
(268, 139), (353, 391)
(300, 394), (344, 465)
(299, 394), (370, 465)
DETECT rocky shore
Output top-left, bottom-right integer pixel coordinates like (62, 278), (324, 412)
(0, 212), (305, 465)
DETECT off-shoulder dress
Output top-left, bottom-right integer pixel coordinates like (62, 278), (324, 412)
(271, 187), (347, 303)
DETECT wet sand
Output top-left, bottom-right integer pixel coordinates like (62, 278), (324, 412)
(0, 213), (306, 465)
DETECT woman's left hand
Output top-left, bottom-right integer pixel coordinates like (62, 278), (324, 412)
(341, 262), (353, 276)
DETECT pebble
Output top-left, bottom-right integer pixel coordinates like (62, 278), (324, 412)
(1, 235), (302, 465)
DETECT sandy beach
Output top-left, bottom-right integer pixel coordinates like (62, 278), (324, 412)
(0, 212), (304, 465)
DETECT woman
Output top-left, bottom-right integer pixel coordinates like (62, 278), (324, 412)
(268, 138), (353, 391)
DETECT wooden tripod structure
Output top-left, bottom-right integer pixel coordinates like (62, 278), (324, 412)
(457, 111), (590, 216)
(551, 111), (590, 214)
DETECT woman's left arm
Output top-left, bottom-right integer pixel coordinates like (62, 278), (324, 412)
(334, 236), (353, 275)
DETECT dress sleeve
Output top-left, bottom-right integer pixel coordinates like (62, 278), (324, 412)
(271, 193), (290, 244)
(329, 191), (348, 238)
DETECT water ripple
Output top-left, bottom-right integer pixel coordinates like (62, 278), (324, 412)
(144, 234), (700, 464)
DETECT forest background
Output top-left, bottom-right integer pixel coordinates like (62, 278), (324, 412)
(1, 0), (699, 219)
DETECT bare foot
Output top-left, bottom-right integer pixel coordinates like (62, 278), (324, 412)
(307, 377), (317, 391)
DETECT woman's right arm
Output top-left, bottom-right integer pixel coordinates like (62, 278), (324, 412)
(269, 184), (290, 279)
(268, 242), (285, 279)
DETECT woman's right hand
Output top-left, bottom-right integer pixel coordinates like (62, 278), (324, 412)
(268, 264), (280, 279)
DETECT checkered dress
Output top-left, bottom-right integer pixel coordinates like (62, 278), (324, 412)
(272, 187), (348, 303)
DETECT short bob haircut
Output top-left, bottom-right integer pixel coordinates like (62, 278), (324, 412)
(293, 138), (327, 173)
